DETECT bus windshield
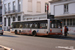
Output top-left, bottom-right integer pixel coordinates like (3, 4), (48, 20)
(50, 20), (62, 28)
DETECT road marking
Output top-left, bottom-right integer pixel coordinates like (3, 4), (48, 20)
(0, 45), (14, 50)
(56, 46), (75, 50)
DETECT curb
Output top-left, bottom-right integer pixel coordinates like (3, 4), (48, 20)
(0, 45), (14, 50)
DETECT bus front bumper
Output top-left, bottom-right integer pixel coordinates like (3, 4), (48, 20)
(48, 33), (62, 35)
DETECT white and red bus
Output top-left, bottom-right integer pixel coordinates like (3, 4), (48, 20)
(10, 19), (62, 36)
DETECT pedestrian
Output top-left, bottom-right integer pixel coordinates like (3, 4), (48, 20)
(66, 26), (68, 32)
(64, 26), (68, 36)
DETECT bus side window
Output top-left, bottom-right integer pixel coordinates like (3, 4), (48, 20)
(25, 24), (28, 28)
(29, 23), (33, 28)
(16, 23), (19, 28)
(40, 23), (47, 29)
(38, 23), (40, 28)
(12, 23), (16, 28)
(19, 24), (23, 28)
(33, 23), (38, 28)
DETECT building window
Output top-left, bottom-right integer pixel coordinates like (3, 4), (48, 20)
(64, 4), (68, 13)
(0, 18), (1, 22)
(0, 6), (2, 9)
(13, 17), (15, 21)
(63, 19), (66, 26)
(28, 0), (32, 12)
(37, 2), (41, 12)
(18, 16), (21, 21)
(73, 19), (75, 26)
(13, 1), (15, 12)
(70, 19), (72, 26)
(8, 3), (10, 13)
(67, 19), (69, 26)
(63, 19), (73, 26)
(18, 0), (21, 12)
(8, 17), (10, 26)
(4, 4), (6, 14)
(4, 18), (6, 26)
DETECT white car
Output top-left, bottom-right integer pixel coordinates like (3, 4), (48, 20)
(0, 26), (3, 35)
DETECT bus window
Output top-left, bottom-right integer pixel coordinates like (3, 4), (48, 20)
(52, 24), (54, 28)
(40, 23), (47, 29)
(50, 20), (62, 28)
(19, 24), (23, 28)
(16, 23), (19, 28)
(12, 23), (16, 28)
(25, 24), (28, 28)
(29, 23), (33, 28)
(33, 23), (38, 28)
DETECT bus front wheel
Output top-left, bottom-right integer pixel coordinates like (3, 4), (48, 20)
(32, 31), (36, 36)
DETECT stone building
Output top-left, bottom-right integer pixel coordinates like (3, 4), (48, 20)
(50, 0), (75, 34)
(2, 0), (50, 31)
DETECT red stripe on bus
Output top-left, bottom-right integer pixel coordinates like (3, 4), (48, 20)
(36, 33), (48, 36)
(48, 33), (62, 35)
(11, 31), (62, 35)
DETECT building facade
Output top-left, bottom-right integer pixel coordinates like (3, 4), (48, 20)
(50, 0), (75, 34)
(0, 0), (2, 25)
(2, 0), (50, 31)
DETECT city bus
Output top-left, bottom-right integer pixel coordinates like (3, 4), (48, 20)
(10, 19), (62, 36)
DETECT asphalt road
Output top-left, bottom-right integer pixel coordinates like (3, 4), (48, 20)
(0, 32), (75, 50)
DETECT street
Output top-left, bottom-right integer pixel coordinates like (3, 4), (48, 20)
(0, 32), (75, 50)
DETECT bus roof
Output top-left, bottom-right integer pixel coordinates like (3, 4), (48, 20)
(12, 19), (61, 23)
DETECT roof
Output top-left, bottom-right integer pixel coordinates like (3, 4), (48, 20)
(49, 0), (61, 3)
(49, 0), (69, 3)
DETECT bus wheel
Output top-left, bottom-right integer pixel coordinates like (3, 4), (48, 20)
(15, 30), (17, 34)
(1, 33), (3, 35)
(32, 31), (36, 36)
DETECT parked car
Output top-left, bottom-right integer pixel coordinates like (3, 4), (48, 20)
(0, 26), (3, 35)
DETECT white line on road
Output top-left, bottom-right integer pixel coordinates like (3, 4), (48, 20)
(0, 45), (14, 50)
(56, 46), (75, 50)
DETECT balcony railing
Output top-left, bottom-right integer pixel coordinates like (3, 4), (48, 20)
(5, 10), (21, 14)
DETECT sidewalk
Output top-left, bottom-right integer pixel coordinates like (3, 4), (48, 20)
(4, 31), (75, 38)
(4, 31), (11, 33)
(68, 34), (75, 38)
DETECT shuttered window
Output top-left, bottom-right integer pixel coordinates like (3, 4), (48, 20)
(4, 18), (6, 26)
(8, 17), (10, 26)
(28, 0), (32, 12)
(37, 2), (41, 12)
(18, 0), (21, 12)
